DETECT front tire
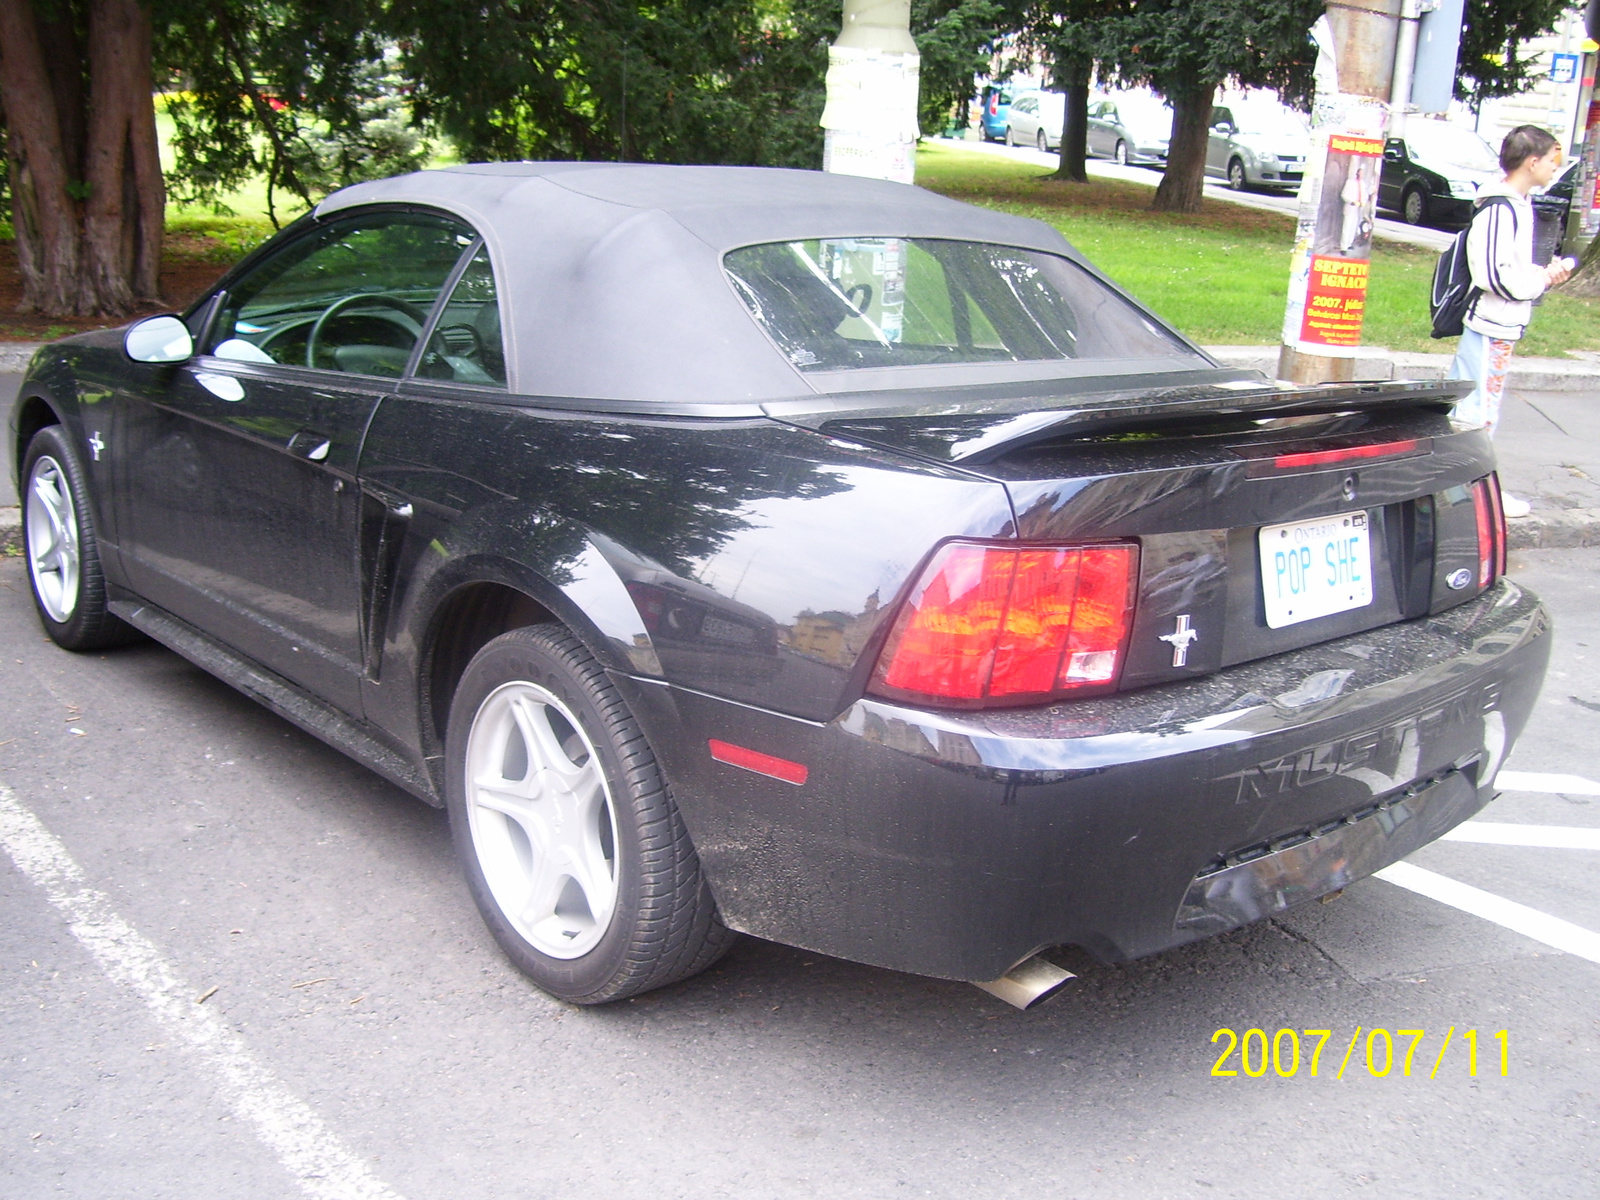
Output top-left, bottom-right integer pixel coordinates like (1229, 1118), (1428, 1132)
(1003, 126), (1015, 147)
(1402, 185), (1428, 226)
(445, 626), (736, 1004)
(1036, 129), (1048, 153)
(1113, 139), (1128, 165)
(21, 425), (137, 651)
(1228, 158), (1247, 191)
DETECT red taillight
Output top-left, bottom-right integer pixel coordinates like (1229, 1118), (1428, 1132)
(1271, 438), (1422, 471)
(870, 541), (1139, 706)
(1471, 474), (1507, 587)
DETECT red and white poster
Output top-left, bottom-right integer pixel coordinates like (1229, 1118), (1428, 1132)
(1282, 123), (1386, 354)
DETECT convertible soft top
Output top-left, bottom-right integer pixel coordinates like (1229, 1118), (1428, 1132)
(315, 163), (1076, 404)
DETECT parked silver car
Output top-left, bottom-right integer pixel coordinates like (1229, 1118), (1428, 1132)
(1004, 90), (1064, 152)
(1086, 93), (1171, 165)
(1206, 104), (1312, 190)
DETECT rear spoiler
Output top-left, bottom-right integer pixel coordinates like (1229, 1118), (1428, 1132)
(764, 371), (1472, 466)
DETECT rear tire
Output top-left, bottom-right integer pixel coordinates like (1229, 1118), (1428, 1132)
(21, 425), (139, 651)
(444, 625), (737, 1004)
(1402, 185), (1428, 226)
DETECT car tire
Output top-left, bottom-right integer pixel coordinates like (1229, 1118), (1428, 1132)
(1004, 126), (1015, 147)
(1228, 158), (1247, 191)
(1113, 140), (1128, 165)
(444, 625), (737, 1004)
(1402, 185), (1428, 226)
(21, 424), (139, 651)
(1036, 130), (1049, 153)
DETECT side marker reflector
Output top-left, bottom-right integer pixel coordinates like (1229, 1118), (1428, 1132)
(708, 739), (809, 786)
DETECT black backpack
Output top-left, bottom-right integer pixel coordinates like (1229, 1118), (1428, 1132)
(1430, 195), (1515, 339)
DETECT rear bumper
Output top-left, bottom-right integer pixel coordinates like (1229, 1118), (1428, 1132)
(621, 580), (1549, 981)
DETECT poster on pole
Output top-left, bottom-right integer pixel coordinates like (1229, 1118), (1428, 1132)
(1281, 103), (1388, 357)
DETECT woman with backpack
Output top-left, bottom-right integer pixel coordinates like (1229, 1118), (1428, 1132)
(1447, 124), (1573, 517)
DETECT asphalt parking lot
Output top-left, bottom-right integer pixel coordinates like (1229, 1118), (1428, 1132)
(2, 542), (1597, 1199)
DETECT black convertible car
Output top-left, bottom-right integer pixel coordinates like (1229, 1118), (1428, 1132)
(10, 164), (1549, 1008)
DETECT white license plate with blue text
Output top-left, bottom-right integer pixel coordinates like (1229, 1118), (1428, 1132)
(1258, 511), (1373, 629)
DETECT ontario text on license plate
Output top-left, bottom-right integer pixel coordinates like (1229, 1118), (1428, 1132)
(1258, 510), (1373, 629)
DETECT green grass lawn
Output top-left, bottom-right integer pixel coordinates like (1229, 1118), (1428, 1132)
(915, 142), (1600, 359)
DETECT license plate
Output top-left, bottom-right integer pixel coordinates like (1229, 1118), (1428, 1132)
(1258, 511), (1373, 629)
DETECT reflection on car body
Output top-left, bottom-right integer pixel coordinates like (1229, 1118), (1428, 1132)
(9, 162), (1549, 1009)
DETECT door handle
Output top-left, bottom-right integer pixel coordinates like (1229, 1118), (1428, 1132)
(286, 430), (333, 461)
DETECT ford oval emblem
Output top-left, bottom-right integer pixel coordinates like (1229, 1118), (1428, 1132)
(1446, 567), (1473, 590)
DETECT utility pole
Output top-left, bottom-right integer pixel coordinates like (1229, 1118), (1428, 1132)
(1278, 0), (1402, 385)
(819, 0), (921, 184)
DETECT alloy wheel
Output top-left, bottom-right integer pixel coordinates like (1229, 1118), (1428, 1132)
(464, 680), (620, 959)
(26, 454), (80, 624)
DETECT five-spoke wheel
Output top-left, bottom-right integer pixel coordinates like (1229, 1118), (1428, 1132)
(464, 680), (620, 958)
(26, 452), (80, 625)
(445, 626), (736, 1003)
(20, 425), (136, 650)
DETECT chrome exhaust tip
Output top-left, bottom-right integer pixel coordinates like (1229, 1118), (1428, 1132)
(972, 955), (1077, 1011)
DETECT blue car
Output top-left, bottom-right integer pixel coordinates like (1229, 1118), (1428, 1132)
(977, 84), (1012, 142)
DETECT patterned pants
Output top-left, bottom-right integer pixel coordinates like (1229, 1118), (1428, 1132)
(1447, 327), (1515, 437)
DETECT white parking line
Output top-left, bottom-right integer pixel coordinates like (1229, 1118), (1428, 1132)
(0, 784), (406, 1200)
(1495, 770), (1600, 795)
(1376, 861), (1600, 966)
(1443, 822), (1600, 850)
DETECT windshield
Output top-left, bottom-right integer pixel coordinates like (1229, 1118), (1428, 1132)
(1408, 123), (1498, 173)
(1113, 95), (1173, 136)
(1233, 109), (1309, 139)
(724, 238), (1198, 374)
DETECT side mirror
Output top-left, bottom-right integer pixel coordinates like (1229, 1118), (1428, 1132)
(124, 314), (194, 364)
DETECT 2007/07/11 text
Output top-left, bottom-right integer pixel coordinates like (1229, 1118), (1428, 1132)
(1211, 1027), (1510, 1078)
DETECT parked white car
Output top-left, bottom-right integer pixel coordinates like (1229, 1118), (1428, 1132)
(1004, 90), (1065, 152)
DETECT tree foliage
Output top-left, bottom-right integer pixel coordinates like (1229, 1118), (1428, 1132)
(1456, 0), (1572, 108)
(911, 0), (1007, 135)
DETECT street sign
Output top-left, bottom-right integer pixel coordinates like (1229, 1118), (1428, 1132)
(1552, 53), (1581, 84)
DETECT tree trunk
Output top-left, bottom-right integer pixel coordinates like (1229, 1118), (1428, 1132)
(1053, 82), (1089, 183)
(1559, 226), (1600, 298)
(0, 0), (84, 314)
(1150, 85), (1214, 214)
(0, 0), (163, 317)
(1051, 51), (1091, 184)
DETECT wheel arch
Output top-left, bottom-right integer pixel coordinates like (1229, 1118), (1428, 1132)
(12, 390), (65, 486)
(411, 538), (665, 770)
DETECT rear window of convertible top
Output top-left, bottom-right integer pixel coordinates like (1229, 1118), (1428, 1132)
(724, 238), (1199, 373)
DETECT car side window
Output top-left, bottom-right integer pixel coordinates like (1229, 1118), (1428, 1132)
(208, 212), (475, 377)
(414, 244), (507, 387)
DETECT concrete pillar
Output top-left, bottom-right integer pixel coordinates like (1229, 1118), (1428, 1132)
(1278, 1), (1401, 385)
(820, 0), (921, 184)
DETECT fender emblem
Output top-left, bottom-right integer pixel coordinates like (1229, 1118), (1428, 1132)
(1446, 567), (1473, 590)
(1159, 614), (1200, 666)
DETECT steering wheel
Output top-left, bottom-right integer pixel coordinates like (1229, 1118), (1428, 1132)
(844, 283), (874, 317)
(305, 293), (428, 369)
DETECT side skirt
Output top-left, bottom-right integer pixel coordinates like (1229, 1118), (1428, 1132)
(109, 598), (440, 807)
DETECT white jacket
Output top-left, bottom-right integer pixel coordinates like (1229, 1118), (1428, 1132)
(1463, 181), (1546, 341)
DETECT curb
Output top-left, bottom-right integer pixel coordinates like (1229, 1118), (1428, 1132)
(0, 343), (43, 373)
(1204, 345), (1600, 392)
(1506, 508), (1600, 550)
(0, 506), (18, 557)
